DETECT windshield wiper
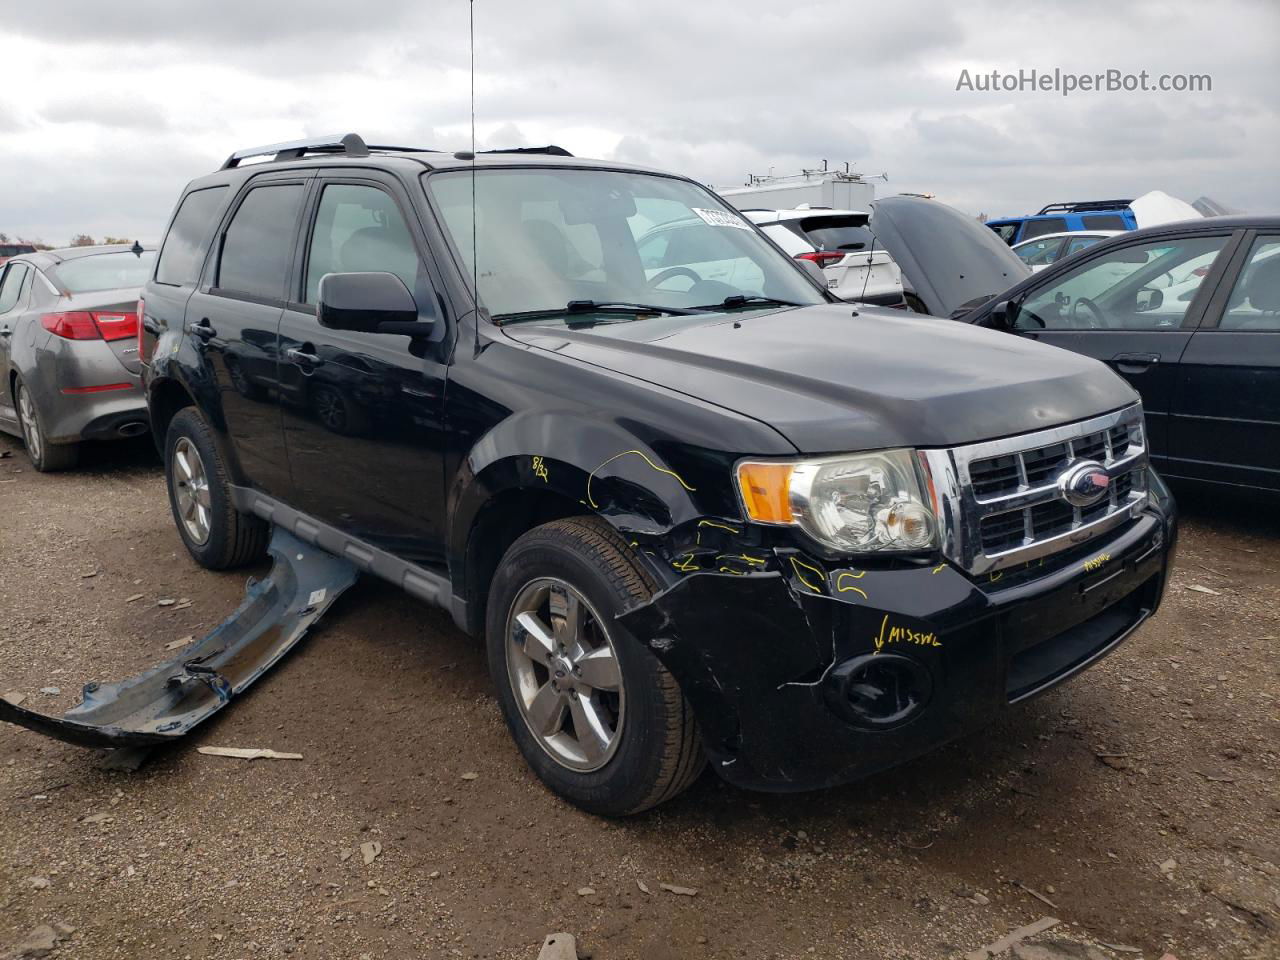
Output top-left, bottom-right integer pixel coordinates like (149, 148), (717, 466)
(493, 301), (706, 325)
(700, 295), (806, 310)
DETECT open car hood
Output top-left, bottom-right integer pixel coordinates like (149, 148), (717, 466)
(868, 195), (1030, 318)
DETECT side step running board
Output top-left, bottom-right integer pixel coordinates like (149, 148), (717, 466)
(0, 528), (358, 748)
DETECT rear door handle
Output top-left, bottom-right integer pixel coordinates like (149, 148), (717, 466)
(285, 347), (323, 368)
(186, 319), (217, 341)
(1112, 352), (1160, 374)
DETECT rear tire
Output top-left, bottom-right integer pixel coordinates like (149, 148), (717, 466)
(164, 407), (268, 569)
(486, 516), (704, 816)
(15, 378), (78, 472)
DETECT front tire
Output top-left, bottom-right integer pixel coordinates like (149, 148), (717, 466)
(164, 407), (267, 569)
(486, 517), (704, 816)
(15, 378), (78, 472)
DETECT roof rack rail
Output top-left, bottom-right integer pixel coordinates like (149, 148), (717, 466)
(1036, 199), (1134, 215)
(479, 145), (574, 157)
(220, 133), (438, 170)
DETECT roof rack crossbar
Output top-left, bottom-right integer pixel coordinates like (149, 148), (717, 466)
(1036, 199), (1134, 215)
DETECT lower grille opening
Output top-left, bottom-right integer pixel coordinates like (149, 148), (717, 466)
(1006, 576), (1157, 702)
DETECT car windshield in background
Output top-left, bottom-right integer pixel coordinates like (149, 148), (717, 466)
(52, 251), (156, 293)
(426, 168), (825, 323)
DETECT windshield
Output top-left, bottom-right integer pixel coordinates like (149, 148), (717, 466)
(426, 168), (825, 321)
(52, 251), (155, 293)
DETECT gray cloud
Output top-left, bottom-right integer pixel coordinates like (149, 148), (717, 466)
(1, 0), (1277, 241)
(43, 95), (169, 131)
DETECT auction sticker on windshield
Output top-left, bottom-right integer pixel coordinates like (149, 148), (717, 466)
(692, 207), (753, 230)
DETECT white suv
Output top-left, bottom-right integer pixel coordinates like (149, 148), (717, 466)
(745, 207), (904, 305)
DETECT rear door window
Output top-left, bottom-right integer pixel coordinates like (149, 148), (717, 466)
(1064, 235), (1106, 257)
(216, 184), (306, 301)
(1020, 218), (1068, 241)
(1015, 237), (1065, 266)
(156, 186), (228, 285)
(1218, 237), (1280, 331)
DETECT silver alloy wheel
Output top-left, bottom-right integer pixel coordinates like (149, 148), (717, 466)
(17, 386), (42, 463)
(171, 437), (213, 545)
(506, 577), (626, 772)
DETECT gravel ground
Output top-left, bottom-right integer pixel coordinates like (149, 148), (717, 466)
(0, 432), (1276, 960)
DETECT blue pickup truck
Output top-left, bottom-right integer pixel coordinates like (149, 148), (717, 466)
(987, 200), (1137, 245)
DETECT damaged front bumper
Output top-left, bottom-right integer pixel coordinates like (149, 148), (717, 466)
(620, 494), (1177, 793)
(0, 529), (357, 748)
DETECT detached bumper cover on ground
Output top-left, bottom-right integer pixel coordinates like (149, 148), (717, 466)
(0, 528), (357, 748)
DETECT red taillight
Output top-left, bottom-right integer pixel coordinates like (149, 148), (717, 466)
(796, 251), (845, 269)
(41, 310), (139, 342)
(136, 297), (148, 363)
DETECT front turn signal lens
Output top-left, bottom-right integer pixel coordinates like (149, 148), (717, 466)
(736, 461), (796, 524)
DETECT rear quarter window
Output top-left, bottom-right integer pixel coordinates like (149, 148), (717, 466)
(1082, 214), (1127, 231)
(156, 186), (229, 285)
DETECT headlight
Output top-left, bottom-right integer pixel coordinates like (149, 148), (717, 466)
(737, 449), (937, 554)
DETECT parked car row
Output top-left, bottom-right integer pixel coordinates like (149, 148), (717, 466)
(2, 132), (1269, 817)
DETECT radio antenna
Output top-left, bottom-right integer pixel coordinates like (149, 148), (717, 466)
(470, 0), (479, 350)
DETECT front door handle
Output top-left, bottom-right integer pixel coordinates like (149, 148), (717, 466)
(285, 347), (323, 368)
(1112, 352), (1160, 374)
(186, 318), (217, 341)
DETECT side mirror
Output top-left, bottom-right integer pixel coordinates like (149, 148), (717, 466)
(796, 258), (828, 288)
(317, 272), (433, 337)
(1136, 287), (1164, 312)
(987, 299), (1020, 330)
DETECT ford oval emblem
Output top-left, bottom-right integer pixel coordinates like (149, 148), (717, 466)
(1058, 460), (1111, 508)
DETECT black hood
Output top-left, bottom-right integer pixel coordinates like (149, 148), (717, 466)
(869, 196), (1030, 318)
(505, 304), (1137, 453)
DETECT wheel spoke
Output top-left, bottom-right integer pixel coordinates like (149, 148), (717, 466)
(514, 612), (556, 665)
(549, 584), (582, 649)
(193, 484), (212, 509)
(569, 695), (612, 763)
(525, 681), (568, 736)
(575, 646), (621, 692)
(175, 449), (194, 482)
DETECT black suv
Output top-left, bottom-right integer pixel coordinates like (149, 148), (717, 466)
(140, 134), (1177, 815)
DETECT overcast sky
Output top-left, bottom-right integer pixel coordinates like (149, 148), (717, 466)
(1, 0), (1277, 245)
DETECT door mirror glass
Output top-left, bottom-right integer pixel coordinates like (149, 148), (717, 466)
(1136, 287), (1164, 312)
(317, 271), (425, 335)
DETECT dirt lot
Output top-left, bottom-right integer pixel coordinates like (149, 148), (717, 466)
(0, 433), (1276, 960)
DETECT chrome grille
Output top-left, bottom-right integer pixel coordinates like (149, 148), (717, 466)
(920, 405), (1149, 576)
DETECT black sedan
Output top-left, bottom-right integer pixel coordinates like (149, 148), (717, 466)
(957, 217), (1280, 497)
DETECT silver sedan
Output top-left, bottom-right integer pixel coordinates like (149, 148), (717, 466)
(0, 244), (154, 471)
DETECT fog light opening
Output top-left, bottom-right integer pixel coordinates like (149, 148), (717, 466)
(825, 653), (932, 729)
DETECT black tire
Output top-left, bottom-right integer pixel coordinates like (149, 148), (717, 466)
(486, 516), (704, 816)
(164, 407), (268, 570)
(14, 377), (78, 472)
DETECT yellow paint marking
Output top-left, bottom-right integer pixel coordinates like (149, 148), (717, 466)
(586, 450), (696, 509)
(672, 554), (698, 572)
(698, 519), (740, 534)
(932, 564), (946, 574)
(835, 571), (869, 600)
(1083, 552), (1112, 572)
(789, 556), (825, 594)
(531, 456), (549, 483)
(873, 613), (942, 653)
(988, 571), (1004, 584)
